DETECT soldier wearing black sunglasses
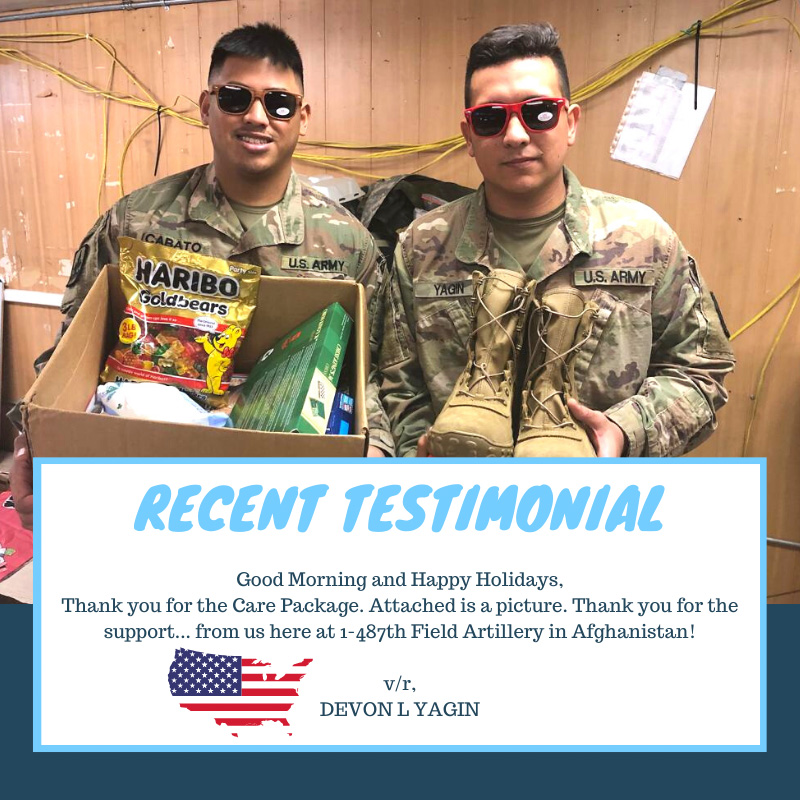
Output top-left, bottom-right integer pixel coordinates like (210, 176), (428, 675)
(11, 22), (395, 531)
(379, 23), (734, 460)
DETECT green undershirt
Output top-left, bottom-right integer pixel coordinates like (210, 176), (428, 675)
(228, 198), (278, 231)
(488, 200), (566, 280)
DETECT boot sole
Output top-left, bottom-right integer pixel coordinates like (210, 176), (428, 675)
(427, 431), (513, 458)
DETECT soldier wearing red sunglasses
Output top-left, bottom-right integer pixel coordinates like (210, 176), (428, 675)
(379, 23), (735, 459)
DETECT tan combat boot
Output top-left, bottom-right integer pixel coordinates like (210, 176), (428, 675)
(514, 286), (599, 457)
(428, 269), (532, 457)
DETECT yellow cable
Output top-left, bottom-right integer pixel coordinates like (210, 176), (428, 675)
(411, 140), (468, 175)
(2, 0), (796, 171)
(740, 282), (800, 456)
(0, 31), (159, 105)
(730, 271), (800, 457)
(292, 155), (386, 181)
(572, 0), (780, 103)
(296, 138), (462, 161)
(293, 138), (468, 180)
(4, 0), (795, 180)
(301, 136), (459, 151)
(730, 273), (800, 341)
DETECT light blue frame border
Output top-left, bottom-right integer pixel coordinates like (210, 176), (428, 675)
(32, 456), (767, 753)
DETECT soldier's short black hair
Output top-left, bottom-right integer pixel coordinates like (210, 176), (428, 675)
(209, 23), (304, 91)
(465, 23), (570, 106)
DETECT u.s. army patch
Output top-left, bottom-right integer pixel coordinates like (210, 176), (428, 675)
(282, 256), (350, 273)
(415, 280), (473, 298)
(573, 268), (656, 287)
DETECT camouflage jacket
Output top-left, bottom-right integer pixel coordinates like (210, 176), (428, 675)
(55, 164), (394, 454)
(379, 168), (735, 457)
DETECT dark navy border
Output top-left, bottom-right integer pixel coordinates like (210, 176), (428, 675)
(3, 604), (797, 795)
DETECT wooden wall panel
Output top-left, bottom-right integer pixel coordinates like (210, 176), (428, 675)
(370, 0), (420, 175)
(238, 0), (280, 27)
(417, 0), (473, 185)
(700, 3), (793, 460)
(197, 0), (238, 165)
(0, 46), (36, 290)
(55, 11), (105, 254)
(158, 4), (204, 178)
(569, 1), (658, 203)
(3, 302), (61, 399)
(21, 16), (70, 289)
(282, 0), (328, 161)
(323, 0), (370, 147)
(1, 0), (799, 599)
(637, 0), (723, 254)
(0, 75), (11, 278)
(89, 8), (134, 213)
(693, 0), (798, 601)
(534, 1), (593, 95)
(116, 6), (162, 200)
(756, 0), (800, 595)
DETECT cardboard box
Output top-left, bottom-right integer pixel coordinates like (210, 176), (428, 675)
(21, 266), (369, 457)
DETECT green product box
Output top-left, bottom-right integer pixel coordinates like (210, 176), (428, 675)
(230, 302), (352, 434)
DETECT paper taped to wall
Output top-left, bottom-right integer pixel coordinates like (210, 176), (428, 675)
(610, 68), (714, 179)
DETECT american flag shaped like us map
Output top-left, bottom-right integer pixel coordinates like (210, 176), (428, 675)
(168, 648), (313, 737)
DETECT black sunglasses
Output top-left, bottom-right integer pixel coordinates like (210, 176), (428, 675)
(209, 84), (303, 120)
(464, 97), (568, 137)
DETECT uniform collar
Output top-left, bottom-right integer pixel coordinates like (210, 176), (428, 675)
(186, 163), (240, 241)
(454, 185), (495, 268)
(561, 166), (592, 257)
(188, 165), (305, 249)
(454, 167), (593, 271)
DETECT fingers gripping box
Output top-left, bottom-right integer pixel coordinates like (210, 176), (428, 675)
(20, 266), (369, 457)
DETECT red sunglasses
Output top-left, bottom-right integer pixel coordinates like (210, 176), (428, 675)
(464, 97), (568, 137)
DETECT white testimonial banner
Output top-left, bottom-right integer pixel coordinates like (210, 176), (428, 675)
(35, 458), (765, 751)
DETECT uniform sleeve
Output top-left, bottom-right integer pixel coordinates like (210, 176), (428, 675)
(33, 204), (123, 374)
(604, 234), (735, 457)
(61, 206), (122, 319)
(378, 238), (436, 457)
(355, 232), (396, 456)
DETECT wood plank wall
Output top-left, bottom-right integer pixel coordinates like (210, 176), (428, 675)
(1, 0), (799, 600)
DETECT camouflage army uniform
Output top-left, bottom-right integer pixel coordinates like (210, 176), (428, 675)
(379, 167), (735, 457)
(54, 164), (394, 454)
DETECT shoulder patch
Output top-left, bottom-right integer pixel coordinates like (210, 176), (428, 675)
(65, 243), (90, 288)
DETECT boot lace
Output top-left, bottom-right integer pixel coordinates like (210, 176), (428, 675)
(521, 303), (595, 428)
(458, 276), (529, 401)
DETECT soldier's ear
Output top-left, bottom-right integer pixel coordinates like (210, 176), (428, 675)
(200, 90), (211, 125)
(566, 102), (580, 146)
(298, 101), (310, 137)
(460, 119), (476, 159)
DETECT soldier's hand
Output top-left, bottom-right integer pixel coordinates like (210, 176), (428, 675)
(416, 433), (432, 457)
(367, 445), (387, 457)
(10, 433), (34, 530)
(566, 398), (625, 458)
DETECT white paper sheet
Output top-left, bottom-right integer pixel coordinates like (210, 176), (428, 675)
(610, 69), (715, 179)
